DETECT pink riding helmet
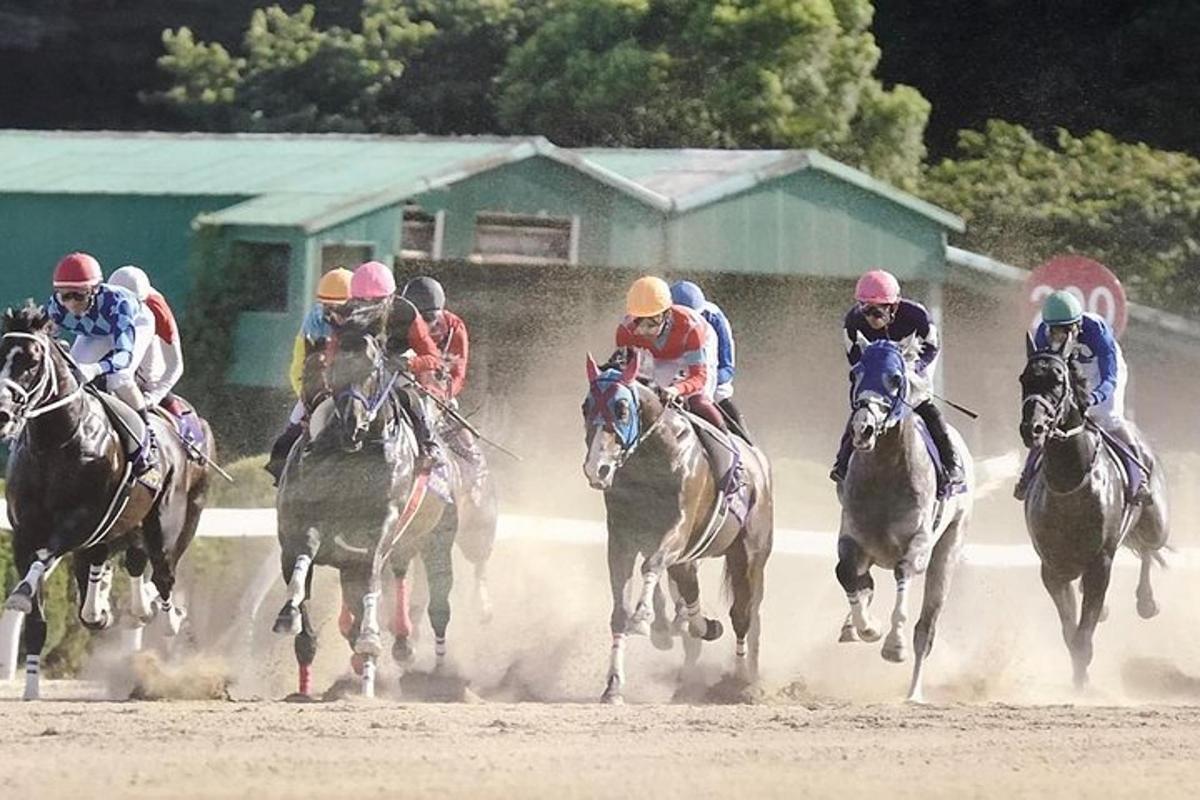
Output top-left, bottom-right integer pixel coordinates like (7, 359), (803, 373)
(854, 269), (901, 305)
(350, 260), (396, 300)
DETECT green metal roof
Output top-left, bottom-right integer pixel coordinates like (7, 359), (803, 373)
(577, 148), (965, 232)
(0, 130), (963, 234)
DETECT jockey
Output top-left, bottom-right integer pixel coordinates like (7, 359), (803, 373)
(669, 280), (746, 436)
(831, 269), (964, 493)
(1015, 289), (1152, 504)
(348, 261), (443, 468)
(401, 276), (486, 481)
(264, 267), (353, 483)
(46, 252), (158, 476)
(616, 276), (726, 431)
(107, 265), (201, 444)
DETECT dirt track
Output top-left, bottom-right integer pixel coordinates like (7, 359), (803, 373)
(2, 696), (1200, 798)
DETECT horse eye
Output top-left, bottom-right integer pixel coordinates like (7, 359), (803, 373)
(615, 400), (630, 421)
(887, 373), (902, 389)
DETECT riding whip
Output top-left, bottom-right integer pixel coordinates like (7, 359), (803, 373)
(397, 374), (522, 461)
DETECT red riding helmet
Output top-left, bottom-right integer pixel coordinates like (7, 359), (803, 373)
(53, 252), (103, 291)
(854, 269), (901, 305)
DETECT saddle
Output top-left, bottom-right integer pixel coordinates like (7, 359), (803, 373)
(1093, 425), (1149, 505)
(153, 394), (208, 461)
(681, 412), (754, 547)
(913, 416), (965, 501)
(89, 388), (162, 492)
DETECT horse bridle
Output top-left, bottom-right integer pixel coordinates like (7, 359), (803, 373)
(332, 343), (400, 435)
(586, 377), (680, 471)
(1022, 350), (1085, 440)
(0, 332), (82, 421)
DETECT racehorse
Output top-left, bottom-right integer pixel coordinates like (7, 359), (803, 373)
(582, 350), (773, 704)
(1019, 336), (1169, 688)
(834, 336), (973, 703)
(272, 329), (454, 697)
(0, 302), (213, 700)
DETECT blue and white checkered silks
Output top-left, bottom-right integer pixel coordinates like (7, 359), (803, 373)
(47, 284), (154, 397)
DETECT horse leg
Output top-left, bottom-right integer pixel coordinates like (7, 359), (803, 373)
(354, 564), (385, 698)
(881, 565), (912, 664)
(423, 511), (456, 671)
(125, 547), (157, 627)
(21, 583), (48, 702)
(601, 538), (637, 705)
(474, 560), (494, 625)
(1135, 550), (1160, 620)
(294, 591), (318, 698)
(650, 577), (674, 651)
(76, 548), (115, 631)
(274, 527), (319, 635)
(835, 535), (879, 642)
(389, 560), (415, 666)
(1072, 550), (1114, 689)
(337, 568), (366, 678)
(908, 520), (964, 703)
(144, 512), (186, 637)
(1040, 564), (1079, 653)
(725, 537), (765, 683)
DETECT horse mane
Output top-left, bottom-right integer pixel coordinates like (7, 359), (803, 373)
(1066, 355), (1091, 411)
(2, 300), (52, 335)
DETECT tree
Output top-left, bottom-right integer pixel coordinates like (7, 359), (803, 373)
(922, 120), (1200, 316)
(151, 2), (435, 132)
(496, 0), (930, 187)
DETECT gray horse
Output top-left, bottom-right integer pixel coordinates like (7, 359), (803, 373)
(1019, 338), (1169, 688)
(835, 336), (974, 703)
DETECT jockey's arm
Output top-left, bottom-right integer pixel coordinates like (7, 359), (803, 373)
(906, 301), (940, 374)
(142, 293), (183, 404)
(404, 314), (441, 375)
(288, 333), (306, 396)
(1084, 317), (1120, 405)
(708, 307), (736, 384)
(445, 318), (468, 398)
(841, 307), (864, 366)
(97, 292), (138, 376)
(671, 326), (709, 397)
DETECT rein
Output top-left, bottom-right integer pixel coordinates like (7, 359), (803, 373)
(613, 396), (682, 470)
(1023, 352), (1086, 441)
(1, 332), (83, 420)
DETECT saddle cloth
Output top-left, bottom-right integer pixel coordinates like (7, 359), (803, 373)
(913, 415), (965, 501)
(681, 411), (755, 538)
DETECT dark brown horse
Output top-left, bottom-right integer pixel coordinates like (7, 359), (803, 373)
(1020, 338), (1169, 687)
(0, 302), (213, 700)
(582, 351), (773, 704)
(273, 329), (454, 698)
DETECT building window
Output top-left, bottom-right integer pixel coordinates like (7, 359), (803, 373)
(230, 241), (290, 312)
(470, 212), (579, 266)
(321, 243), (372, 272)
(399, 206), (444, 261)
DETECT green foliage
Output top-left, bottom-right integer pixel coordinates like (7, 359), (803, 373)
(0, 532), (90, 678)
(152, 2), (435, 132)
(207, 454), (278, 508)
(496, 0), (929, 186)
(922, 120), (1200, 316)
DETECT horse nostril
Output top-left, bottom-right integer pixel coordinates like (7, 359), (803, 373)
(862, 425), (875, 439)
(598, 464), (611, 480)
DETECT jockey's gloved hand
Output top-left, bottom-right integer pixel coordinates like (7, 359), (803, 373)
(659, 385), (681, 405)
(1089, 390), (1103, 408)
(76, 362), (102, 385)
(391, 354), (411, 374)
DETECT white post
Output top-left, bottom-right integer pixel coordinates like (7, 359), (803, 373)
(0, 608), (23, 681)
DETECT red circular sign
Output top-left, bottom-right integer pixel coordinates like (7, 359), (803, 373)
(1026, 255), (1128, 337)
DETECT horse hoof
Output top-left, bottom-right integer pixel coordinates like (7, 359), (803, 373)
(1137, 597), (1160, 620)
(838, 624), (859, 643)
(163, 607), (186, 637)
(857, 626), (882, 643)
(4, 585), (33, 614)
(881, 636), (907, 663)
(80, 610), (112, 631)
(283, 692), (317, 704)
(355, 633), (383, 657)
(628, 619), (652, 638)
(392, 638), (415, 665)
(702, 618), (724, 642)
(1099, 605), (1110, 623)
(272, 603), (302, 636)
(600, 689), (625, 705)
(650, 623), (674, 651)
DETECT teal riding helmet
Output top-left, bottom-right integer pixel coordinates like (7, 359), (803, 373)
(1042, 290), (1084, 325)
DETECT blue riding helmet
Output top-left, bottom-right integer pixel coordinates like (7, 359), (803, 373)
(669, 281), (706, 310)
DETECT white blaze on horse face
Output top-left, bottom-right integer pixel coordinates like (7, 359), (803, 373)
(851, 403), (885, 450)
(584, 427), (622, 490)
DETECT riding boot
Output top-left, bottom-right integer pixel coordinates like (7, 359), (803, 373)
(132, 407), (160, 479)
(830, 423), (853, 484)
(401, 389), (442, 472)
(718, 397), (752, 444)
(1107, 423), (1154, 506)
(1013, 447), (1041, 501)
(266, 423), (304, 486)
(915, 401), (964, 496)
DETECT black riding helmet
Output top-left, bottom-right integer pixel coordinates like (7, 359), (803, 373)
(402, 276), (445, 314)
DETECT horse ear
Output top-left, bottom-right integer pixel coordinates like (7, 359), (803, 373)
(586, 353), (600, 383)
(898, 333), (920, 360)
(855, 331), (871, 351)
(620, 350), (641, 384)
(1025, 332), (1036, 358)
